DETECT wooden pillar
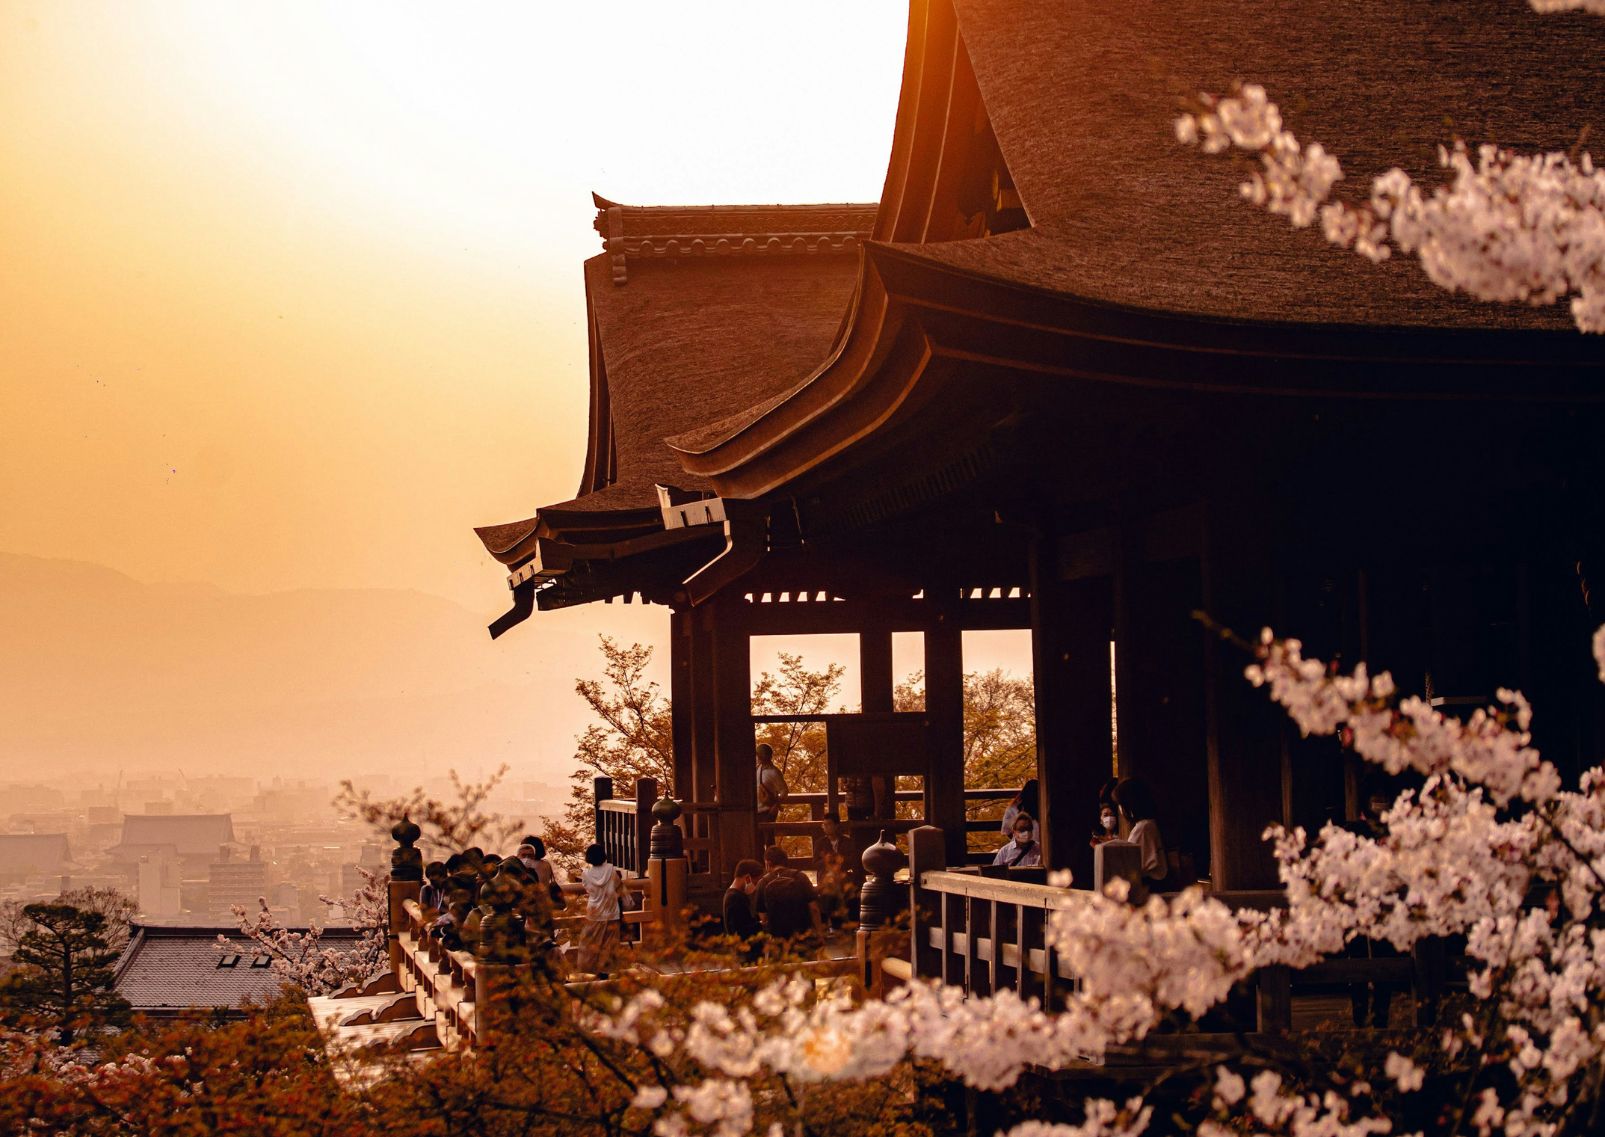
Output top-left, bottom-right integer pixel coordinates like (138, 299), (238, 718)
(1202, 498), (1284, 890)
(1030, 535), (1113, 886)
(860, 629), (894, 712)
(1114, 553), (1209, 883)
(669, 609), (694, 801)
(924, 586), (968, 865)
(711, 597), (756, 871)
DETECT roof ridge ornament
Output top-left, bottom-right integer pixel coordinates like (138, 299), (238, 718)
(591, 193), (877, 285)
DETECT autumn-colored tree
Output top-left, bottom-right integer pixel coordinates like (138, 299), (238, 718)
(896, 668), (1036, 842)
(0, 903), (131, 1044)
(544, 637), (676, 867)
(2, 887), (135, 976)
(751, 651), (846, 795)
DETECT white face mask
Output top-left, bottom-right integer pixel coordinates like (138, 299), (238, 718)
(1100, 810), (1117, 832)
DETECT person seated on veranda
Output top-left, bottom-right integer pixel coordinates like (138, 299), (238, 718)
(754, 846), (824, 948)
(722, 858), (764, 961)
(1001, 778), (1041, 842)
(431, 898), (473, 952)
(993, 811), (1043, 868)
(1112, 776), (1172, 888)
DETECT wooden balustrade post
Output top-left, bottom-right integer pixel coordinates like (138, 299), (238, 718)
(387, 816), (423, 979)
(1255, 965), (1292, 1035)
(645, 797), (690, 948)
(908, 826), (947, 981)
(472, 867), (528, 1049)
(857, 829), (907, 997)
(594, 776), (614, 849)
(1093, 840), (1143, 899)
(635, 777), (659, 878)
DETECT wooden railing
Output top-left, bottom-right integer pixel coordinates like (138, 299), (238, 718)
(905, 825), (1450, 1039)
(594, 776), (656, 878)
(593, 777), (726, 884)
(761, 787), (1023, 865)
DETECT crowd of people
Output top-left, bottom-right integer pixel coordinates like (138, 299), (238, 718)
(405, 772), (1181, 981)
(413, 835), (638, 978)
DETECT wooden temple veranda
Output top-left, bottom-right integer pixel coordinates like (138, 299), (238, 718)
(474, 0), (1605, 911)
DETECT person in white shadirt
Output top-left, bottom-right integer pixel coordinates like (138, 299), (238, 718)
(755, 743), (789, 836)
(577, 843), (625, 977)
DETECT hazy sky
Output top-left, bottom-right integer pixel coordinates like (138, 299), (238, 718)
(1, 1), (906, 612)
(0, 3), (1040, 785)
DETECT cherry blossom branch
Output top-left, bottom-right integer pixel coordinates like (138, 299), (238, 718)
(1175, 84), (1605, 332)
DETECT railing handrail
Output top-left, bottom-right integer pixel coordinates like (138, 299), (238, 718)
(598, 799), (639, 813)
(919, 868), (1081, 910)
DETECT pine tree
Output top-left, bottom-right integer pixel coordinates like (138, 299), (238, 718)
(0, 903), (131, 1044)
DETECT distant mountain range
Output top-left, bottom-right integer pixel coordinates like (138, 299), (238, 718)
(0, 551), (654, 782)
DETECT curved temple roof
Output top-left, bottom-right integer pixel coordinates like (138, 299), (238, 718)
(665, 0), (1605, 497)
(477, 0), (1605, 626)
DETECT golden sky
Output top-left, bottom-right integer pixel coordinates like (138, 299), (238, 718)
(0, 1), (906, 612)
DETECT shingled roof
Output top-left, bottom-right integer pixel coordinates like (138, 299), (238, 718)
(0, 833), (71, 879)
(113, 924), (364, 1017)
(907, 0), (1605, 330)
(474, 200), (869, 571)
(113, 814), (235, 859)
(476, 0), (1605, 621)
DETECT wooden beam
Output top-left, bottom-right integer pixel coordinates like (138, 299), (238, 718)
(1115, 554), (1210, 884)
(741, 595), (1030, 636)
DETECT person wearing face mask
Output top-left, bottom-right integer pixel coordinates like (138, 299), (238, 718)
(1090, 777), (1121, 847)
(723, 858), (764, 960)
(992, 812), (1043, 867)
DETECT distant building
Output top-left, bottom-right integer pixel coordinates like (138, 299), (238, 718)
(208, 845), (267, 918)
(136, 850), (182, 918)
(0, 833), (71, 886)
(109, 814), (236, 881)
(113, 923), (364, 1019)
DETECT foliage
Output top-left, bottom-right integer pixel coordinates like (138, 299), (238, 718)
(898, 668), (1037, 846)
(2, 887), (136, 970)
(336, 765), (523, 865)
(594, 624), (1605, 1137)
(220, 867), (389, 997)
(548, 637), (677, 869)
(751, 651), (847, 797)
(0, 903), (130, 1044)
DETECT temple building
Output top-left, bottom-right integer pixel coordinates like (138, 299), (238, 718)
(477, 0), (1605, 895)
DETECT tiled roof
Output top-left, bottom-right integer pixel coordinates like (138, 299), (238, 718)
(115, 814), (235, 858)
(113, 924), (363, 1015)
(0, 833), (72, 876)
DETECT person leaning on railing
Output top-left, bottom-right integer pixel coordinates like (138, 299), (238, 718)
(756, 744), (789, 831)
